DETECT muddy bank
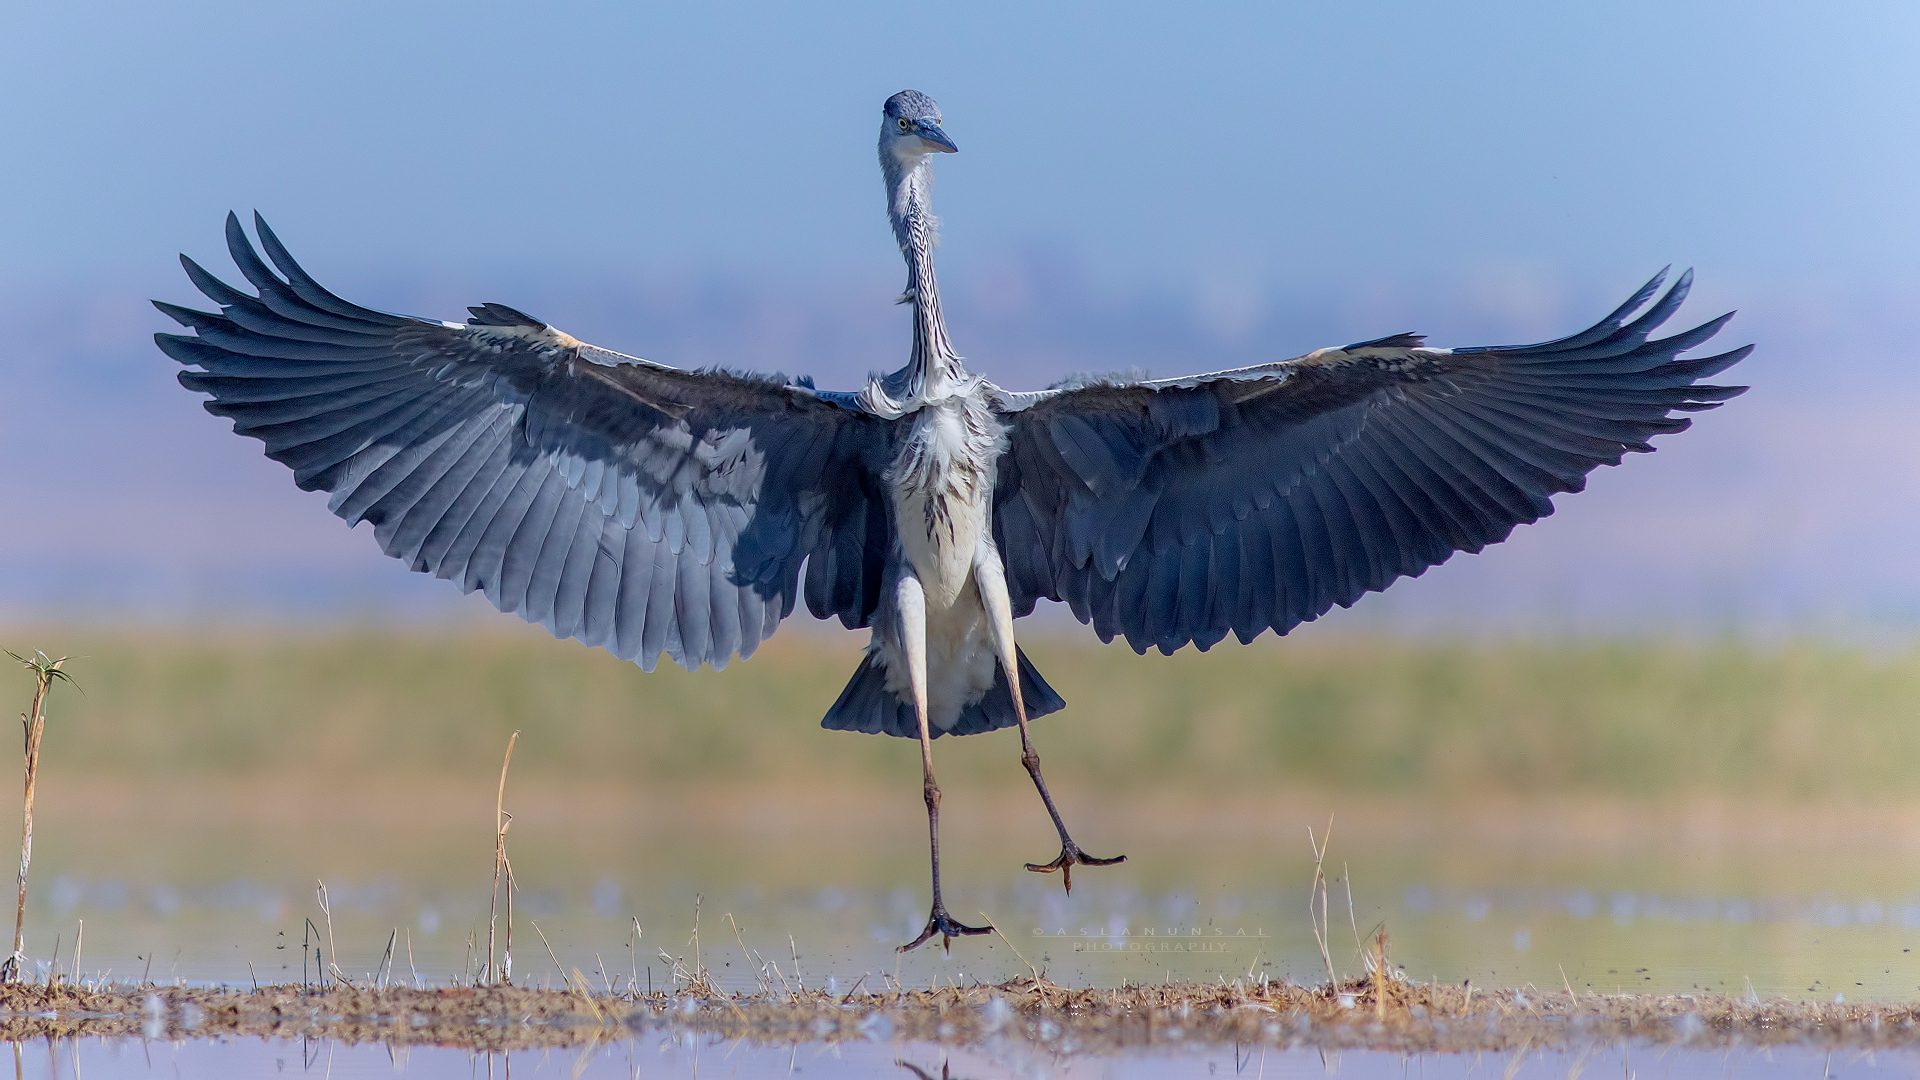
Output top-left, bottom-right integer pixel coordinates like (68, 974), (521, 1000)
(0, 976), (1914, 1055)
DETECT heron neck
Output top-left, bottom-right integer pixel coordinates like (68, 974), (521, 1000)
(885, 155), (963, 402)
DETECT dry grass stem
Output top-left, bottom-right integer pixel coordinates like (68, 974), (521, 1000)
(314, 882), (347, 988)
(981, 913), (1040, 984)
(1343, 862), (1362, 957)
(376, 929), (396, 989)
(1, 652), (70, 983)
(689, 893), (702, 984)
(529, 921), (569, 993)
(1371, 928), (1388, 1022)
(724, 914), (767, 995)
(486, 730), (519, 986)
(1306, 816), (1336, 988)
(629, 919), (642, 997)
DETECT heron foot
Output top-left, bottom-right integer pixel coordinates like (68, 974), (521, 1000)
(898, 905), (992, 954)
(1025, 842), (1126, 895)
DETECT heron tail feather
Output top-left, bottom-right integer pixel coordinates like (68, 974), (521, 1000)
(820, 646), (1065, 739)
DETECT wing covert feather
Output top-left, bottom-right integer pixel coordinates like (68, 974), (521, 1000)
(159, 213), (890, 672)
(994, 270), (1750, 654)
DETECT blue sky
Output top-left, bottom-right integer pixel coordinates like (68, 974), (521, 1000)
(7, 1), (1917, 289)
(1, 2), (1915, 633)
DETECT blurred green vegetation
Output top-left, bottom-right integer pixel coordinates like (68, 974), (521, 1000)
(8, 624), (1920, 799)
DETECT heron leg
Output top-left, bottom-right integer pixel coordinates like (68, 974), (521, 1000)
(975, 544), (1126, 894)
(896, 573), (991, 954)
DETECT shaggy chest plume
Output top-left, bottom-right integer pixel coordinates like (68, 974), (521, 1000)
(889, 396), (1003, 608)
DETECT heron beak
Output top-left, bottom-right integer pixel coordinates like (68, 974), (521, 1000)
(914, 121), (958, 154)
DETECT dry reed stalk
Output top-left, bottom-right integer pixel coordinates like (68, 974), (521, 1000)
(630, 918), (642, 998)
(486, 731), (519, 986)
(297, 924), (309, 990)
(1, 652), (70, 983)
(1372, 928), (1388, 1022)
(1306, 816), (1336, 989)
(314, 882), (347, 987)
(837, 972), (870, 1004)
(981, 912), (1041, 984)
(377, 929), (396, 989)
(569, 966), (609, 1022)
(761, 945), (794, 1000)
(530, 921), (570, 992)
(725, 914), (766, 994)
(689, 893), (702, 986)
(655, 947), (684, 992)
(1344, 863), (1363, 956)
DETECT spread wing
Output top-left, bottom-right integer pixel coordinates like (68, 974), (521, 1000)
(992, 270), (1750, 655)
(157, 213), (893, 672)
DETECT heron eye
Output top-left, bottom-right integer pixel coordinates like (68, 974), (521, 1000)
(898, 118), (910, 132)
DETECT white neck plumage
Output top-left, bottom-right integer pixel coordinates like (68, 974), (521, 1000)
(864, 152), (968, 416)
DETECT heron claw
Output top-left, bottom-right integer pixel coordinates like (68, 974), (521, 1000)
(899, 905), (993, 954)
(1025, 843), (1127, 894)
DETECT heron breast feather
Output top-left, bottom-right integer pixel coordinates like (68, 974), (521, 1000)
(891, 404), (997, 606)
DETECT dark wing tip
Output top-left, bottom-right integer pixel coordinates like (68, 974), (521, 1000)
(465, 303), (546, 330)
(1344, 332), (1426, 351)
(151, 299), (217, 328)
(222, 211), (247, 254)
(250, 211), (305, 280)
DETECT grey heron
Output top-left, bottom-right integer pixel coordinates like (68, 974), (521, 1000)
(155, 89), (1750, 952)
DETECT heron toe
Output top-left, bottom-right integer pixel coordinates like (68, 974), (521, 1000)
(899, 905), (993, 953)
(1025, 842), (1127, 894)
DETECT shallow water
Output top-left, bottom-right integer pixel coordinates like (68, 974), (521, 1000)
(27, 1035), (1920, 1078)
(20, 782), (1920, 1003)
(36, 866), (1920, 1001)
(14, 781), (1920, 1076)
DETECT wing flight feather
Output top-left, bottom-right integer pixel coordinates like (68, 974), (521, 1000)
(158, 213), (891, 672)
(994, 269), (1750, 654)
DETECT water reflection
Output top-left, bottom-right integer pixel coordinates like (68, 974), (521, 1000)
(40, 871), (1920, 939)
(21, 1035), (1920, 1078)
(1394, 881), (1920, 930)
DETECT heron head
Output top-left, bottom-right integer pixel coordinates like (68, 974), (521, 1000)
(881, 90), (958, 159)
